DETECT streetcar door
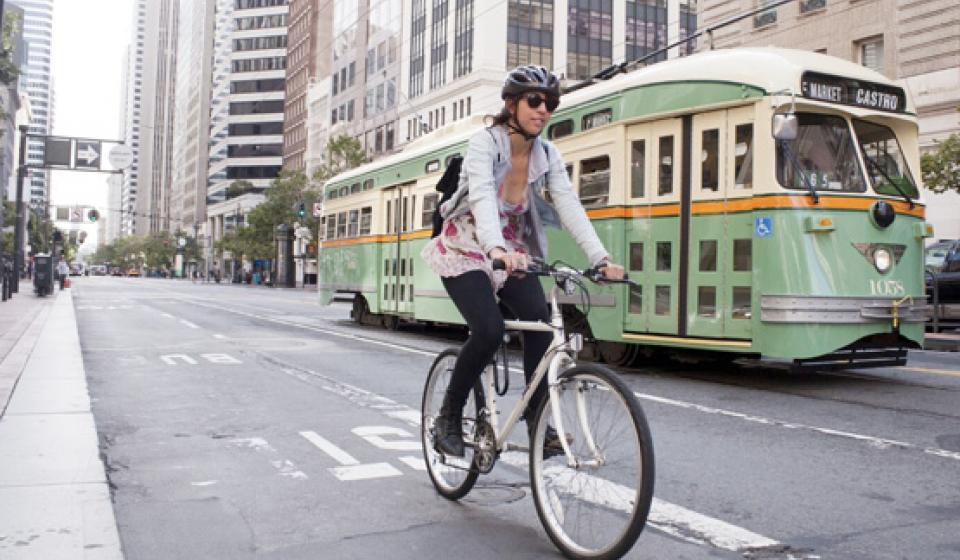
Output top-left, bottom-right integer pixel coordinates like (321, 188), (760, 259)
(623, 117), (683, 336)
(381, 182), (416, 318)
(686, 107), (755, 340)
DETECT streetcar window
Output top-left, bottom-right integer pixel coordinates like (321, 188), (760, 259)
(549, 120), (574, 139)
(852, 119), (918, 198)
(699, 240), (717, 272)
(400, 285), (406, 301)
(422, 194), (438, 229)
(348, 209), (359, 237)
(656, 242), (671, 272)
(325, 214), (336, 240)
(579, 156), (610, 208)
(733, 239), (752, 271)
(384, 260), (389, 276)
(350, 182), (361, 194)
(655, 286), (671, 315)
(775, 113), (866, 193)
(425, 159), (441, 173)
(697, 287), (717, 317)
(629, 285), (642, 314)
(409, 282), (414, 302)
(734, 124), (754, 189)
(402, 197), (409, 232)
(583, 109), (612, 130)
(392, 259), (398, 275)
(658, 136), (674, 195)
(629, 242), (644, 271)
(363, 179), (374, 190)
(339, 185), (349, 197)
(319, 216), (326, 240)
(409, 259), (414, 277)
(701, 129), (719, 191)
(336, 211), (347, 238)
(386, 200), (393, 233)
(631, 140), (645, 198)
(328, 189), (338, 200)
(410, 195), (416, 231)
(359, 207), (372, 235)
(732, 287), (751, 319)
(400, 259), (406, 276)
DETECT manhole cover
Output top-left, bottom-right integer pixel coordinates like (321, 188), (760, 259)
(461, 484), (526, 506)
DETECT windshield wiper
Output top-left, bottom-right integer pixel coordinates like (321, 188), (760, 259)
(862, 153), (914, 208)
(780, 141), (819, 204)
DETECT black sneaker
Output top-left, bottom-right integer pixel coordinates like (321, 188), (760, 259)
(433, 409), (465, 457)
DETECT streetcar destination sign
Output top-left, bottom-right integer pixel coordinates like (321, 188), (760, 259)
(800, 71), (906, 113)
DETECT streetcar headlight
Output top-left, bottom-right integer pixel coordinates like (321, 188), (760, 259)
(874, 247), (892, 273)
(870, 201), (896, 229)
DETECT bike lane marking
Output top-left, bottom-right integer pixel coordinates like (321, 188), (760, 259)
(176, 296), (960, 463)
(231, 437), (308, 480)
(299, 430), (403, 481)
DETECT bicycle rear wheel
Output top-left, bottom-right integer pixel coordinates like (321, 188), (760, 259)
(421, 348), (484, 500)
(529, 364), (655, 560)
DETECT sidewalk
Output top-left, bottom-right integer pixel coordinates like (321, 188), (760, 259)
(0, 289), (122, 559)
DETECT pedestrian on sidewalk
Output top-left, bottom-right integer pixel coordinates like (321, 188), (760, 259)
(57, 259), (70, 290)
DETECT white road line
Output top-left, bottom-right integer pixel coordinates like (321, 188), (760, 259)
(160, 312), (174, 319)
(181, 297), (960, 463)
(284, 364), (785, 553)
(299, 430), (403, 481)
(300, 431), (359, 465)
(231, 437), (308, 480)
(213, 334), (227, 339)
(399, 456), (427, 471)
(180, 319), (200, 329)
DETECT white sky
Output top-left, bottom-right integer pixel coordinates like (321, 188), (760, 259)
(48, 0), (132, 212)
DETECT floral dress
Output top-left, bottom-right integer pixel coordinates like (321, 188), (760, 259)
(421, 184), (529, 291)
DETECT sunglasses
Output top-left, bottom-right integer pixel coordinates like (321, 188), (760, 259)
(523, 92), (560, 112)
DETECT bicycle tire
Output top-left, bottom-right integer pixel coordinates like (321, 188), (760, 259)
(421, 348), (484, 500)
(529, 364), (655, 560)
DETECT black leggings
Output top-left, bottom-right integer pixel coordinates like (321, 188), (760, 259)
(441, 270), (552, 422)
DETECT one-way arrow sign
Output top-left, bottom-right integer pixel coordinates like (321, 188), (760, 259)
(75, 140), (101, 169)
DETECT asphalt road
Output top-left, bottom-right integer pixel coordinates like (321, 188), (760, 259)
(72, 276), (960, 560)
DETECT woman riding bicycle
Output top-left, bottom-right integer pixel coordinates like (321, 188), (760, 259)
(420, 65), (625, 457)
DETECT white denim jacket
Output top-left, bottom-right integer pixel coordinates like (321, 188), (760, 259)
(439, 125), (609, 266)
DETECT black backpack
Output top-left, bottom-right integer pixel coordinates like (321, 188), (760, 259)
(430, 155), (463, 238)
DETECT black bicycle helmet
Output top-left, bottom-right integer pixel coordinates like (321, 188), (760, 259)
(501, 65), (561, 100)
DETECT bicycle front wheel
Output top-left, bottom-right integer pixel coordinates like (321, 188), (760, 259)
(421, 348), (483, 500)
(530, 364), (655, 560)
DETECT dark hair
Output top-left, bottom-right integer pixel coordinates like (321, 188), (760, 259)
(484, 104), (513, 128)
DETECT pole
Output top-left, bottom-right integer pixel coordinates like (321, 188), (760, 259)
(12, 124), (27, 294)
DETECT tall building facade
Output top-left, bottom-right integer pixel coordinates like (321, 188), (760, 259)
(134, 0), (178, 236)
(206, 0), (289, 278)
(311, 0), (695, 165)
(282, 0), (332, 171)
(1, 4), (25, 208)
(118, 0), (147, 237)
(699, 0), (960, 237)
(10, 0), (54, 214)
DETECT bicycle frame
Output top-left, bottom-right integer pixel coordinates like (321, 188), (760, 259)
(479, 279), (599, 467)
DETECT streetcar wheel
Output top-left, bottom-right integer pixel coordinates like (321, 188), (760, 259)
(381, 314), (399, 330)
(598, 341), (638, 367)
(530, 364), (655, 559)
(351, 296), (369, 325)
(421, 349), (483, 500)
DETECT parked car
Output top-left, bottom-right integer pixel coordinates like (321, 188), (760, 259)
(69, 263), (84, 276)
(126, 268), (141, 277)
(926, 240), (960, 304)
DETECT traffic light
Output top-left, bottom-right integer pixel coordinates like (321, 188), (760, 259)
(297, 201), (306, 218)
(78, 231), (88, 244)
(87, 209), (99, 222)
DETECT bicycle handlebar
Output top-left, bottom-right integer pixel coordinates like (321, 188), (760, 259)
(491, 258), (633, 285)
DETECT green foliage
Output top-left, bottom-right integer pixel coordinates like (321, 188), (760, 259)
(0, 10), (21, 86)
(1, 201), (13, 254)
(91, 231), (200, 271)
(225, 180), (255, 199)
(921, 133), (960, 194)
(311, 134), (369, 184)
(28, 209), (52, 254)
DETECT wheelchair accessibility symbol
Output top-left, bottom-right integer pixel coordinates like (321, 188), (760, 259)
(755, 217), (773, 238)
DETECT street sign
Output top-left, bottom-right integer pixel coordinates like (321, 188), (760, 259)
(70, 207), (83, 223)
(312, 202), (323, 217)
(44, 137), (72, 167)
(109, 144), (134, 169)
(75, 140), (102, 169)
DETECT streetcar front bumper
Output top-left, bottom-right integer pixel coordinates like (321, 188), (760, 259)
(760, 295), (927, 325)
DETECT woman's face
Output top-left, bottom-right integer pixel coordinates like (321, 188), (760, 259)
(509, 92), (555, 136)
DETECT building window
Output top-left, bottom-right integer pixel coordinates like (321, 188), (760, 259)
(567, 0), (612, 80)
(800, 0), (826, 14)
(858, 36), (884, 74)
(679, 0), (697, 56)
(453, 0), (474, 78)
(430, 0), (449, 90)
(754, 0), (778, 28)
(410, 0), (426, 97)
(626, 0), (667, 63)
(507, 0), (554, 69)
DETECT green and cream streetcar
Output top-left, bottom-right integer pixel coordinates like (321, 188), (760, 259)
(319, 47), (933, 370)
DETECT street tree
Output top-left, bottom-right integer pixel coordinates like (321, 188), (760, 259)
(311, 134), (369, 184)
(921, 133), (960, 194)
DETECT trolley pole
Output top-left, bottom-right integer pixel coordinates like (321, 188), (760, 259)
(12, 125), (27, 294)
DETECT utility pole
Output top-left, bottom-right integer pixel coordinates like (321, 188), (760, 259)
(12, 124), (26, 293)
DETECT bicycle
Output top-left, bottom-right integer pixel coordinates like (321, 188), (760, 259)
(420, 260), (655, 560)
